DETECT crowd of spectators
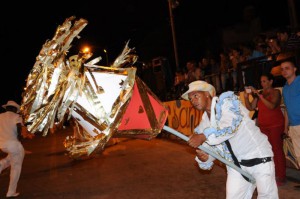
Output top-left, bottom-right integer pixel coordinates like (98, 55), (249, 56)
(165, 27), (300, 101)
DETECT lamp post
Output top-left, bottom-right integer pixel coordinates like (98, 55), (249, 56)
(168, 0), (179, 71)
(103, 49), (109, 66)
(287, 0), (298, 31)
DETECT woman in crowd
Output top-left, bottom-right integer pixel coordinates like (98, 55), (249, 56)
(243, 73), (286, 186)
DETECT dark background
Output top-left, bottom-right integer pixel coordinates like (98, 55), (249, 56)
(1, 0), (298, 105)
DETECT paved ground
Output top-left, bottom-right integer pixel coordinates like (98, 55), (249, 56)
(0, 127), (300, 199)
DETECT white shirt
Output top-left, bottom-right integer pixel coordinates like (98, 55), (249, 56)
(0, 111), (23, 146)
(195, 91), (273, 169)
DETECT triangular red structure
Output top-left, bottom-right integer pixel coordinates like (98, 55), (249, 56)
(115, 77), (168, 139)
(118, 82), (151, 130)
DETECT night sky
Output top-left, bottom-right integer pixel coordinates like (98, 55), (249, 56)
(1, 0), (298, 105)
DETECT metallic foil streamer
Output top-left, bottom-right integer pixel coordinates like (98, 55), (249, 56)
(21, 16), (89, 135)
(20, 16), (168, 159)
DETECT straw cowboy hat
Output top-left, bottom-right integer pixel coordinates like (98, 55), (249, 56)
(181, 80), (216, 100)
(2, 100), (20, 113)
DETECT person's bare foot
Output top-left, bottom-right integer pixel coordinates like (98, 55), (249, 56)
(6, 192), (20, 198)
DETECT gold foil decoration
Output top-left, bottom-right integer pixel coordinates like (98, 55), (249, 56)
(20, 16), (168, 160)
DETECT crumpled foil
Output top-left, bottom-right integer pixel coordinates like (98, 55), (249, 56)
(20, 16), (167, 160)
(21, 16), (89, 136)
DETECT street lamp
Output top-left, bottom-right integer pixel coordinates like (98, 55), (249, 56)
(82, 47), (90, 53)
(103, 49), (109, 66)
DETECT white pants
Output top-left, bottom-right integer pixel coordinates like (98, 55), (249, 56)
(0, 140), (25, 196)
(226, 161), (278, 199)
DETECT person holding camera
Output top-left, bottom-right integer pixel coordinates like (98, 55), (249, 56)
(243, 73), (286, 186)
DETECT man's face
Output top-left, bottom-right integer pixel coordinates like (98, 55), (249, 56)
(277, 32), (289, 42)
(280, 62), (296, 79)
(188, 91), (207, 111)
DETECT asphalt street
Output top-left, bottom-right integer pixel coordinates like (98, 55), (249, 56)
(0, 127), (299, 199)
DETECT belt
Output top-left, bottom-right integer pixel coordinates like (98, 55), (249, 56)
(240, 157), (272, 167)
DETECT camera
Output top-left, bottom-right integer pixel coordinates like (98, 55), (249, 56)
(245, 88), (252, 93)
